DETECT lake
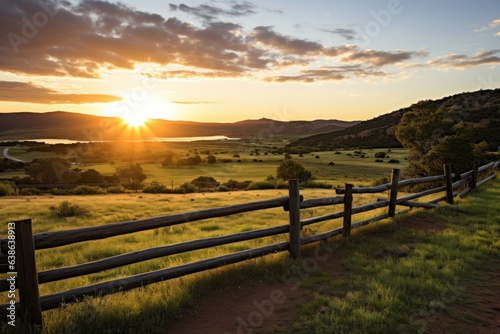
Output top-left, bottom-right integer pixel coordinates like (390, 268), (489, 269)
(8, 136), (240, 145)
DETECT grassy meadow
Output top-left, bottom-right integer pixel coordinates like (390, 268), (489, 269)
(2, 140), (408, 186)
(0, 183), (392, 333)
(5, 140), (498, 333)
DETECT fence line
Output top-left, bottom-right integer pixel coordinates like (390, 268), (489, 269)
(0, 161), (498, 328)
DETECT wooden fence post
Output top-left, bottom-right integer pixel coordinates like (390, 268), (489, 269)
(470, 161), (479, 195)
(388, 169), (400, 217)
(15, 219), (42, 328)
(343, 184), (353, 238)
(288, 180), (301, 259)
(444, 164), (454, 204)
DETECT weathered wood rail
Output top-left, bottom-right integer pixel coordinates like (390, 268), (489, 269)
(0, 161), (498, 328)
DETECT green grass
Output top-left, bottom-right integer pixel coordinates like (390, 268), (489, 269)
(2, 142), (408, 187)
(271, 179), (500, 334)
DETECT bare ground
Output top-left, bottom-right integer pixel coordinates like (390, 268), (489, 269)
(165, 215), (500, 334)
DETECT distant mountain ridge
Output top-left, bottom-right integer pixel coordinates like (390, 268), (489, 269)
(288, 88), (500, 150)
(0, 112), (359, 141)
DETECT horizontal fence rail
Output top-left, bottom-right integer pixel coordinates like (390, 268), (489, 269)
(0, 161), (498, 328)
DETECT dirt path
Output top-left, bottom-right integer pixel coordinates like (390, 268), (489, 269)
(165, 217), (500, 334)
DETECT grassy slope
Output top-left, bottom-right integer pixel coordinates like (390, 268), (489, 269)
(272, 178), (499, 334)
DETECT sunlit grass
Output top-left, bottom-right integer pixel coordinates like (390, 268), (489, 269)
(273, 179), (500, 333)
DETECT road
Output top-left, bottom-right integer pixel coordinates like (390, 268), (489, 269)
(2, 147), (25, 163)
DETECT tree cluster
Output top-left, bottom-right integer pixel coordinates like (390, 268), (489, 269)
(396, 101), (490, 178)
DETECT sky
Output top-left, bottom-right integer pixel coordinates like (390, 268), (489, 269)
(0, 0), (499, 124)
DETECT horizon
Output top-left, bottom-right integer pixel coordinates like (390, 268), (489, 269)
(1, 0), (499, 125)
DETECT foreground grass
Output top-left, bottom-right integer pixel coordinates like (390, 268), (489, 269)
(1, 179), (496, 333)
(272, 179), (499, 334)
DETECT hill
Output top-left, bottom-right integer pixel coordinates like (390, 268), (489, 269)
(288, 88), (500, 150)
(0, 112), (358, 141)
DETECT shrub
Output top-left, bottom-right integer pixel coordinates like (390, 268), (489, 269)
(217, 185), (230, 192)
(328, 162), (335, 166)
(223, 180), (252, 190)
(388, 159), (400, 164)
(178, 182), (198, 194)
(375, 152), (387, 159)
(304, 181), (333, 189)
(247, 181), (276, 190)
(142, 181), (168, 194)
(74, 185), (105, 195)
(0, 182), (15, 196)
(375, 159), (384, 163)
(50, 201), (89, 217)
(20, 187), (42, 196)
(107, 186), (125, 194)
(371, 177), (390, 187)
(191, 176), (219, 190)
(51, 188), (69, 195)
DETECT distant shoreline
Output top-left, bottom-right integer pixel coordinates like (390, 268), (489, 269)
(1, 136), (241, 145)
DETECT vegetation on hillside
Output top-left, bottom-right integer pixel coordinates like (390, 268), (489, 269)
(396, 100), (492, 178)
(288, 88), (500, 151)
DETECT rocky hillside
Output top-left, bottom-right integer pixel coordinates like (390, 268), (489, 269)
(288, 88), (500, 150)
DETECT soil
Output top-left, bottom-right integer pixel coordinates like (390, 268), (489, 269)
(165, 215), (500, 334)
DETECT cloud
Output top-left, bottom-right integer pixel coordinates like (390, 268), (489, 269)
(321, 28), (358, 41)
(0, 0), (439, 84)
(264, 65), (386, 83)
(341, 50), (429, 66)
(474, 19), (500, 32)
(0, 81), (122, 104)
(427, 50), (500, 69)
(169, 1), (257, 21)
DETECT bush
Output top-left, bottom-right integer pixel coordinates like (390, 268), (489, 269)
(388, 159), (400, 164)
(304, 181), (333, 189)
(375, 159), (384, 163)
(0, 182), (15, 196)
(375, 152), (387, 159)
(74, 185), (105, 195)
(217, 185), (230, 192)
(107, 186), (125, 194)
(328, 162), (335, 166)
(371, 177), (390, 187)
(20, 187), (42, 196)
(51, 188), (69, 195)
(50, 201), (89, 217)
(247, 181), (276, 190)
(178, 182), (198, 194)
(223, 180), (252, 190)
(143, 181), (169, 194)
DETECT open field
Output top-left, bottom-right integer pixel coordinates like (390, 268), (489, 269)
(0, 187), (388, 333)
(1, 140), (408, 186)
(1, 177), (498, 333)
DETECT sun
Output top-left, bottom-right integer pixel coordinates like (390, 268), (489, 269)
(119, 96), (173, 127)
(123, 112), (148, 127)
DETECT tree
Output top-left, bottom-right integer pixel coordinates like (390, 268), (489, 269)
(396, 103), (489, 177)
(276, 159), (313, 182)
(24, 158), (78, 184)
(191, 176), (219, 190)
(207, 155), (216, 164)
(115, 163), (147, 191)
(78, 169), (104, 184)
(162, 152), (180, 166)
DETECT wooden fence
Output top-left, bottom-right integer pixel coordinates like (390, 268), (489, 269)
(0, 161), (498, 328)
